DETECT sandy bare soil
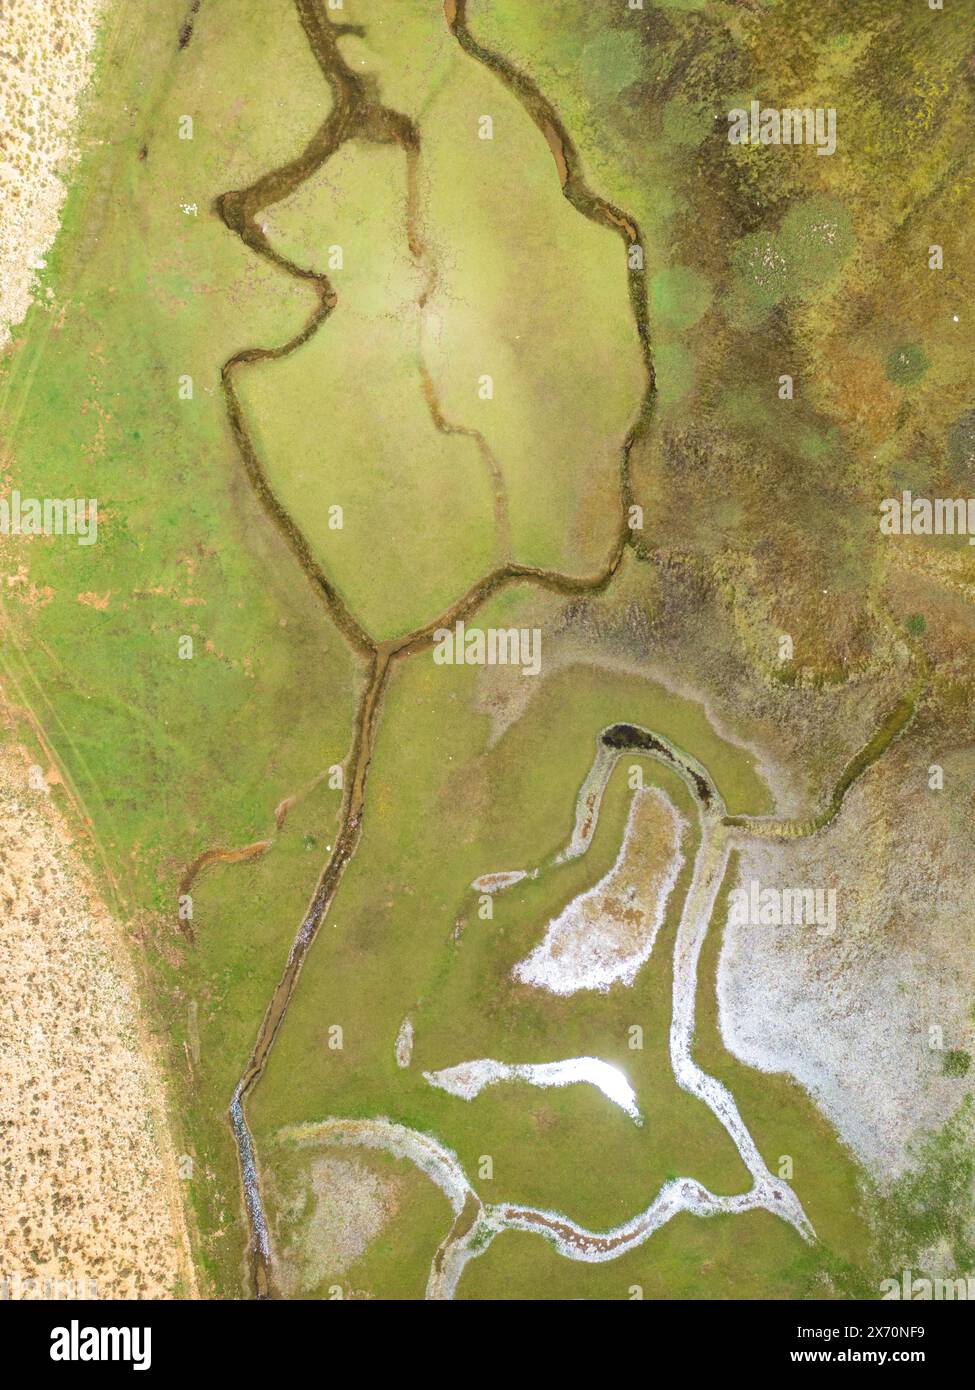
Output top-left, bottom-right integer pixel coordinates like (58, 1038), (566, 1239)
(0, 739), (194, 1299)
(0, 0), (107, 349)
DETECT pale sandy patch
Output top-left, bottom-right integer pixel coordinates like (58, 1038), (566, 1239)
(0, 0), (108, 349)
(514, 787), (686, 994)
(395, 1015), (414, 1068)
(77, 590), (110, 609)
(470, 869), (529, 894)
(0, 740), (194, 1298)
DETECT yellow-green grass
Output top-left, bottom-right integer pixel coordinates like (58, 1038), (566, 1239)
(237, 146), (499, 641)
(341, 0), (647, 574)
(420, 56), (644, 576)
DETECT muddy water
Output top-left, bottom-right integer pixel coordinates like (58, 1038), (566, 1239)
(177, 841), (271, 941)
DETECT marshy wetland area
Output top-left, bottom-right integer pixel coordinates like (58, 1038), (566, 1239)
(1, 0), (974, 1304)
